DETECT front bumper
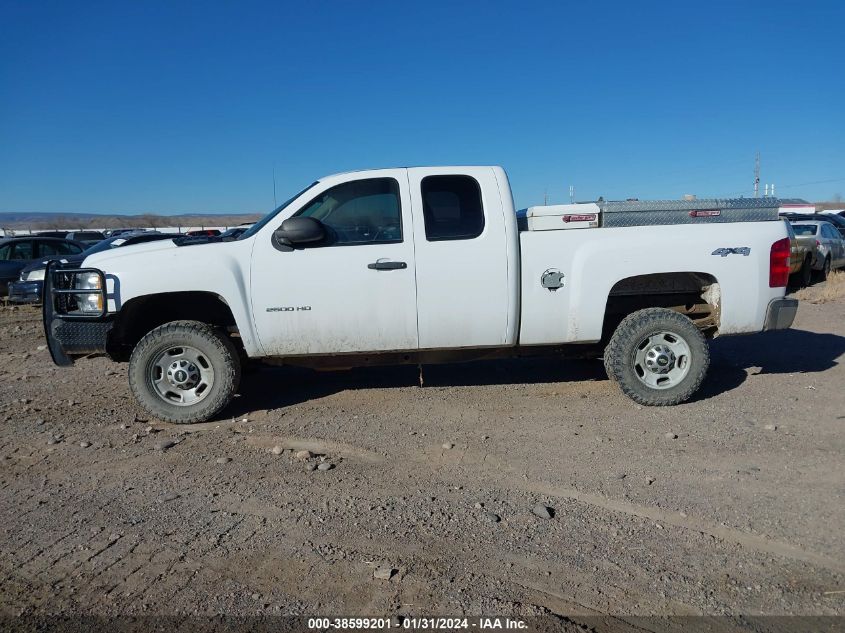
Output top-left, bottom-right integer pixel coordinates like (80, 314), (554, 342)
(8, 280), (43, 304)
(42, 262), (112, 366)
(763, 297), (798, 331)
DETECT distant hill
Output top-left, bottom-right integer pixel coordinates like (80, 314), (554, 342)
(0, 211), (263, 230)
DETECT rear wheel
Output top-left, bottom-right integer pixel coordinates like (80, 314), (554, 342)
(604, 308), (709, 406)
(813, 256), (831, 283)
(801, 256), (813, 287)
(129, 320), (241, 423)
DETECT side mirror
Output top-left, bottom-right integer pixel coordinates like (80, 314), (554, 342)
(274, 217), (325, 247)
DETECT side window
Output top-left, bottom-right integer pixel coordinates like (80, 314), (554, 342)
(296, 178), (402, 246)
(10, 241), (33, 260)
(421, 175), (484, 241)
(39, 241), (78, 257)
(0, 244), (10, 260)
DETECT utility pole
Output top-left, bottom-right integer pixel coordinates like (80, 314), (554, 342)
(544, 189), (549, 206)
(569, 185), (575, 204)
(754, 152), (760, 198)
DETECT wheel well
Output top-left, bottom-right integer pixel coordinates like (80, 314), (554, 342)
(603, 272), (720, 340)
(107, 292), (239, 361)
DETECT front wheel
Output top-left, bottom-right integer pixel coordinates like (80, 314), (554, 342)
(129, 320), (241, 423)
(604, 308), (709, 406)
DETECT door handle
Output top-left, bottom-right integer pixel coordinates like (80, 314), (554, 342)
(368, 260), (407, 270)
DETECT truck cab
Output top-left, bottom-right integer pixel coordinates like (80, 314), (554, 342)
(247, 166), (519, 356)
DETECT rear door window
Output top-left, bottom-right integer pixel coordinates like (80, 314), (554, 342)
(421, 175), (484, 241)
(10, 241), (34, 260)
(39, 241), (83, 257)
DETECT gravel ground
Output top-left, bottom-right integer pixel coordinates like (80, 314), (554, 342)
(0, 293), (843, 628)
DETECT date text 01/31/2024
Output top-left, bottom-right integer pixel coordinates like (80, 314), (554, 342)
(306, 617), (528, 629)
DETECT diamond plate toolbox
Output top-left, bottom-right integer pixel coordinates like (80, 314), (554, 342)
(599, 198), (781, 228)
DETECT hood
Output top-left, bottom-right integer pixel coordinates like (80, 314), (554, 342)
(81, 235), (250, 271)
(83, 238), (179, 267)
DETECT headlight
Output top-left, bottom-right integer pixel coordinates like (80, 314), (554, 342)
(77, 293), (104, 313)
(69, 271), (104, 314)
(74, 272), (102, 290)
(23, 268), (45, 282)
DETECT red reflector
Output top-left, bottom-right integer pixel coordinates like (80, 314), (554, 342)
(562, 214), (597, 223)
(769, 237), (791, 288)
(689, 209), (721, 218)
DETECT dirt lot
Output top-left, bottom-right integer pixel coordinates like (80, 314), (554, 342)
(0, 290), (843, 629)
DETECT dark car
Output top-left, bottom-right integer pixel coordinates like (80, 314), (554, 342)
(185, 229), (221, 237)
(7, 232), (179, 303)
(0, 237), (85, 295)
(35, 231), (70, 238)
(782, 213), (845, 238)
(65, 230), (105, 245)
(102, 228), (135, 238)
(219, 227), (248, 239)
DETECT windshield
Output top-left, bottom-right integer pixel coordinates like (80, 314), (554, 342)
(791, 224), (818, 236)
(237, 182), (319, 240)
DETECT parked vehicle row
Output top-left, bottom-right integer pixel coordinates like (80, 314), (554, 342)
(2, 224), (254, 300)
(6, 232), (180, 303)
(0, 237), (85, 295)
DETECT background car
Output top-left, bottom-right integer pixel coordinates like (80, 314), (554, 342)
(102, 228), (136, 238)
(782, 212), (845, 238)
(65, 230), (105, 245)
(8, 232), (180, 303)
(783, 222), (814, 288)
(219, 227), (249, 239)
(791, 221), (845, 281)
(185, 229), (221, 237)
(0, 237), (85, 295)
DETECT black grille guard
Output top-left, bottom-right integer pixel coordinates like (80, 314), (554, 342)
(42, 260), (110, 367)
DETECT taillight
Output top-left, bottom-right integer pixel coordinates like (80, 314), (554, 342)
(769, 237), (791, 288)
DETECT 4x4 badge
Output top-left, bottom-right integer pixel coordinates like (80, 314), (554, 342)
(711, 247), (751, 257)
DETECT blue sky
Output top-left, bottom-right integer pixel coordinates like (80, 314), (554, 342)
(1, 0), (843, 214)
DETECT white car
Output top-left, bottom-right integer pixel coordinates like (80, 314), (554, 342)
(42, 166), (797, 423)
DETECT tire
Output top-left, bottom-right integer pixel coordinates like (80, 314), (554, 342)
(129, 320), (241, 424)
(603, 308), (709, 406)
(813, 256), (831, 283)
(790, 256), (813, 288)
(800, 256), (813, 287)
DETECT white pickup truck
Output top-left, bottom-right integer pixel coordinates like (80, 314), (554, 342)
(42, 166), (797, 423)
